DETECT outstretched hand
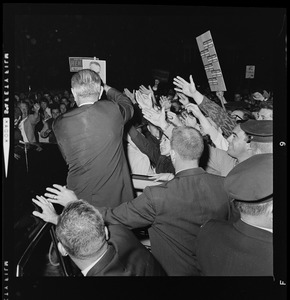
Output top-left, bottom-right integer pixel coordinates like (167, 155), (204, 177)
(32, 195), (59, 225)
(44, 184), (78, 207)
(142, 106), (167, 128)
(180, 112), (198, 128)
(166, 111), (183, 127)
(185, 103), (202, 117)
(173, 75), (197, 98)
(177, 93), (190, 107)
(135, 90), (153, 109)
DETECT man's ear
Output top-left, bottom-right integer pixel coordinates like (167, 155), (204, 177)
(104, 226), (109, 241)
(71, 88), (78, 105)
(98, 86), (104, 100)
(58, 242), (68, 256)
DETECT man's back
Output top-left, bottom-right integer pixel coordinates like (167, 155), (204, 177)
(53, 88), (134, 207)
(101, 168), (231, 275)
(86, 225), (166, 276)
(196, 219), (273, 276)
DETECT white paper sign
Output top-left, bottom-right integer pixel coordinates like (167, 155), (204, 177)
(82, 59), (106, 83)
(245, 65), (255, 79)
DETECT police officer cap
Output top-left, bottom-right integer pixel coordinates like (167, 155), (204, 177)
(240, 119), (272, 143)
(224, 153), (273, 202)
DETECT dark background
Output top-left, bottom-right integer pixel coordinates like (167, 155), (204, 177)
(2, 4), (287, 297)
(5, 4), (287, 100)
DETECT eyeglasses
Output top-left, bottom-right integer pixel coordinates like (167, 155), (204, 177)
(231, 114), (243, 121)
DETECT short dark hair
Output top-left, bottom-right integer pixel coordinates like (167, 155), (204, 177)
(234, 200), (272, 216)
(50, 103), (60, 111)
(55, 200), (106, 260)
(170, 126), (204, 160)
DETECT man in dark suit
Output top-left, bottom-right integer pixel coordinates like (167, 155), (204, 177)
(53, 69), (134, 208)
(98, 126), (231, 276)
(32, 199), (165, 276)
(41, 126), (231, 275)
(195, 153), (273, 276)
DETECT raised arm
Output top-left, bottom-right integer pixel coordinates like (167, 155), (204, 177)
(142, 107), (174, 139)
(128, 125), (160, 166)
(198, 95), (236, 138)
(173, 75), (236, 138)
(105, 84), (134, 124)
(173, 75), (204, 105)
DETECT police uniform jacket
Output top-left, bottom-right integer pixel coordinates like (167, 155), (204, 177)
(196, 219), (273, 276)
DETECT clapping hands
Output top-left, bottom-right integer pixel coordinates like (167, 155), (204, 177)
(139, 85), (154, 97)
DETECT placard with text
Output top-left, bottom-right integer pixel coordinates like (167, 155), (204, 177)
(196, 30), (227, 92)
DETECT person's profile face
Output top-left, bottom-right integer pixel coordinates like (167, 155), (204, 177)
(231, 110), (244, 121)
(160, 135), (171, 156)
(226, 125), (248, 158)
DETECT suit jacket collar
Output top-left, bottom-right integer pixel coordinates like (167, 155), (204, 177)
(234, 219), (273, 242)
(175, 167), (206, 178)
(86, 245), (116, 276)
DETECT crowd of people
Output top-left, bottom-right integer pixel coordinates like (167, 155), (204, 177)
(14, 67), (273, 276)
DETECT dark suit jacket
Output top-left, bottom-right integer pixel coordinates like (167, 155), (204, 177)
(86, 225), (166, 276)
(100, 168), (231, 276)
(196, 219), (273, 276)
(53, 88), (134, 208)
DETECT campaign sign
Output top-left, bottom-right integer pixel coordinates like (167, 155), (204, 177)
(82, 59), (106, 83)
(68, 57), (94, 72)
(245, 65), (255, 79)
(196, 30), (227, 92)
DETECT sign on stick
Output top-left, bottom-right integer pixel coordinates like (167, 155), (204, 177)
(196, 31), (227, 92)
